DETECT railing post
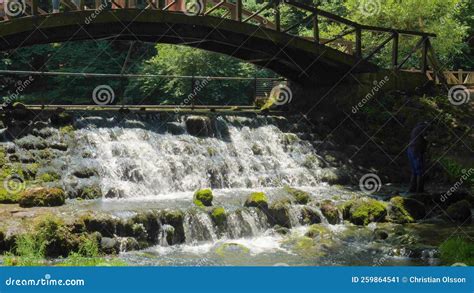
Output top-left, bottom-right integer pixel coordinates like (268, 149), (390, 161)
(391, 32), (399, 69)
(31, 0), (38, 15)
(313, 12), (319, 44)
(274, 0), (280, 31)
(355, 27), (362, 58)
(421, 36), (428, 74)
(236, 0), (242, 21)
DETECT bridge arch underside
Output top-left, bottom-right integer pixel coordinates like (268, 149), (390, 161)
(0, 10), (378, 85)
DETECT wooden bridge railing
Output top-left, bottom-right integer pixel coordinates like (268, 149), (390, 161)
(0, 0), (442, 80)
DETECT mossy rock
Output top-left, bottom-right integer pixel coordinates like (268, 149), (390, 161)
(193, 188), (213, 207)
(210, 207), (227, 227)
(161, 210), (185, 244)
(305, 224), (331, 238)
(75, 185), (102, 199)
(215, 243), (250, 257)
(342, 198), (387, 226)
(320, 200), (340, 224)
(446, 200), (472, 224)
(268, 200), (291, 228)
(387, 196), (426, 224)
(51, 112), (74, 126)
(244, 192), (269, 210)
(24, 163), (40, 179)
(283, 186), (310, 204)
(73, 168), (98, 179)
(19, 187), (65, 207)
(301, 206), (322, 225)
(79, 214), (118, 238)
(38, 172), (61, 183)
(0, 188), (20, 204)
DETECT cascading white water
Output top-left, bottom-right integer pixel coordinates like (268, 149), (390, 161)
(183, 211), (218, 243)
(70, 115), (323, 198)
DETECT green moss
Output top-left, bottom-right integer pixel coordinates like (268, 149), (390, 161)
(0, 188), (20, 204)
(58, 254), (127, 266)
(388, 196), (426, 224)
(0, 164), (25, 180)
(76, 185), (102, 199)
(162, 210), (184, 225)
(344, 198), (387, 226)
(0, 147), (6, 167)
(210, 207), (226, 227)
(39, 172), (61, 183)
(244, 192), (268, 209)
(24, 163), (40, 179)
(193, 188), (213, 207)
(305, 224), (330, 238)
(320, 200), (340, 224)
(60, 125), (75, 135)
(439, 237), (474, 266)
(19, 187), (66, 208)
(283, 186), (310, 204)
(215, 243), (250, 257)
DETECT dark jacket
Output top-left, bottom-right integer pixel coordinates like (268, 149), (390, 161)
(408, 122), (428, 155)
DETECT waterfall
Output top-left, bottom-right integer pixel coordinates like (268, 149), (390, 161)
(183, 210), (218, 243)
(226, 208), (269, 238)
(68, 115), (323, 198)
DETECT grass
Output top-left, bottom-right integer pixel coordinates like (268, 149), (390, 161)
(439, 237), (474, 266)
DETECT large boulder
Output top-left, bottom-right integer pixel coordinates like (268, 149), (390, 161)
(19, 187), (66, 207)
(342, 198), (387, 226)
(185, 116), (213, 137)
(446, 200), (472, 224)
(387, 196), (426, 223)
(194, 188), (213, 207)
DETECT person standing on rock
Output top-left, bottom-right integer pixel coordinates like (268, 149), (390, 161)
(407, 121), (430, 193)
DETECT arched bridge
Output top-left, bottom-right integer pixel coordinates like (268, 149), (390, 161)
(0, 0), (440, 85)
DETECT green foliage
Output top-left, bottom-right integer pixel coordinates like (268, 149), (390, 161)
(439, 237), (474, 265)
(439, 157), (474, 187)
(137, 44), (274, 105)
(0, 188), (20, 204)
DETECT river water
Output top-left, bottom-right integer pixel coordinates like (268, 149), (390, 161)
(45, 113), (467, 266)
